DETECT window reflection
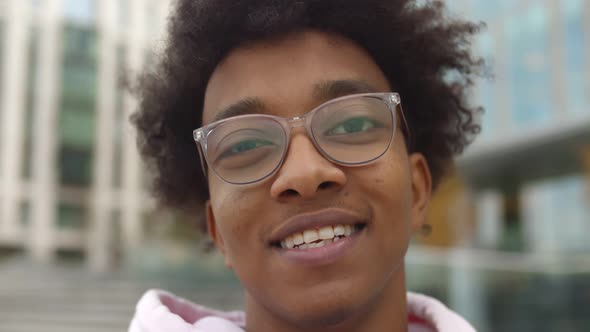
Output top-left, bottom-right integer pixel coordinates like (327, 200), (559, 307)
(507, 4), (551, 127)
(58, 26), (97, 187)
(562, 0), (586, 117)
(57, 203), (86, 229)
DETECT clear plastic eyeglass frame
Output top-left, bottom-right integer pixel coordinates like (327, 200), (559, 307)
(193, 92), (408, 185)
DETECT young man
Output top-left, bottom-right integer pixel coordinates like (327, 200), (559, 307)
(129, 0), (483, 331)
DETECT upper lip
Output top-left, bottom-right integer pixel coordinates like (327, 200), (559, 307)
(269, 208), (368, 245)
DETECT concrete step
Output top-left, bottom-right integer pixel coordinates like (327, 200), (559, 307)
(0, 259), (244, 332)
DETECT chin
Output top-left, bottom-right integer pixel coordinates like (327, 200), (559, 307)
(270, 283), (372, 329)
(282, 297), (361, 329)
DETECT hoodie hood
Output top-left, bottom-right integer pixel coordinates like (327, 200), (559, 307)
(128, 289), (476, 332)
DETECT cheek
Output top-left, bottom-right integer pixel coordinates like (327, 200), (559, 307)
(209, 186), (278, 292)
(356, 151), (414, 248)
(209, 183), (267, 256)
(210, 183), (242, 225)
(381, 142), (413, 210)
(364, 150), (412, 212)
(209, 177), (258, 220)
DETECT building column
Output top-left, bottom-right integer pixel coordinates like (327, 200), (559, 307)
(29, 0), (62, 262)
(0, 0), (30, 240)
(88, 0), (117, 272)
(475, 190), (503, 249)
(120, 0), (147, 266)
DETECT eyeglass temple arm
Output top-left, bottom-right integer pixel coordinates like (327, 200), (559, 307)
(196, 142), (208, 178)
(397, 103), (414, 151)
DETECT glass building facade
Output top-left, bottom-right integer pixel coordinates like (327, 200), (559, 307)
(452, 0), (590, 251)
(412, 1), (590, 331)
(0, 0), (173, 267)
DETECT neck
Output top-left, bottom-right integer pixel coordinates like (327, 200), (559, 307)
(244, 268), (408, 332)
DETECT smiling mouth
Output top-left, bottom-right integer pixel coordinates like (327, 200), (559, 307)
(271, 223), (367, 250)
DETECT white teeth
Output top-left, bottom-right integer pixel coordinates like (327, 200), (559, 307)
(279, 224), (361, 249)
(318, 226), (335, 240)
(303, 229), (319, 243)
(344, 225), (352, 236)
(285, 237), (294, 249)
(293, 233), (304, 245)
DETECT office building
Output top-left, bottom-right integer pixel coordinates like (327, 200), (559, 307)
(0, 0), (172, 271)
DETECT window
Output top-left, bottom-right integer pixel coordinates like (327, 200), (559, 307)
(59, 145), (93, 186)
(562, 0), (587, 117)
(506, 5), (552, 128)
(472, 0), (513, 21)
(58, 26), (98, 187)
(57, 203), (86, 229)
(522, 175), (590, 253)
(59, 109), (95, 148)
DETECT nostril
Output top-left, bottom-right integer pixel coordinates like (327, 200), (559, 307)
(318, 181), (336, 190)
(279, 189), (299, 198)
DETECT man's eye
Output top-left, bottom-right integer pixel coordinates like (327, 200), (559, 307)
(324, 117), (380, 136)
(219, 139), (274, 158)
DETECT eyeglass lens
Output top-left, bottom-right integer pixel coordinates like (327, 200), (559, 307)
(205, 96), (394, 184)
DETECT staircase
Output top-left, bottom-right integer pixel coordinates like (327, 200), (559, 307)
(0, 259), (243, 332)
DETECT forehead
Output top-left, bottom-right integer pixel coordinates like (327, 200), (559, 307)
(202, 30), (391, 125)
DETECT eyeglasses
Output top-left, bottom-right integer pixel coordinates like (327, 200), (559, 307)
(193, 92), (404, 185)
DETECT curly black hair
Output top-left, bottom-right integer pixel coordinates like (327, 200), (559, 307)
(132, 0), (484, 217)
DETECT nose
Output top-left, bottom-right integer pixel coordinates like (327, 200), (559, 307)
(270, 132), (347, 200)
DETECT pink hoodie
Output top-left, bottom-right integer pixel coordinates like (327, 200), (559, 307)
(128, 289), (476, 332)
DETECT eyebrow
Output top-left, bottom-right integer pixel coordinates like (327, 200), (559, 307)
(212, 98), (266, 123)
(312, 79), (381, 102)
(211, 79), (381, 123)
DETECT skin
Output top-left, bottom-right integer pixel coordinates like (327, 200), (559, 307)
(202, 30), (432, 332)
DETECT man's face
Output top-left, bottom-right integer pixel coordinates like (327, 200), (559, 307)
(202, 30), (431, 327)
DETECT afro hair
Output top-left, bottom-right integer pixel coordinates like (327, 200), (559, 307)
(132, 0), (484, 216)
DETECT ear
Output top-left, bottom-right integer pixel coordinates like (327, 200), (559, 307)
(205, 201), (233, 269)
(408, 153), (432, 233)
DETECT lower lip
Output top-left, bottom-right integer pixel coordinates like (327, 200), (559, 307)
(275, 228), (365, 266)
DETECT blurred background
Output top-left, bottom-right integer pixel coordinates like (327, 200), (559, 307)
(0, 0), (588, 331)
